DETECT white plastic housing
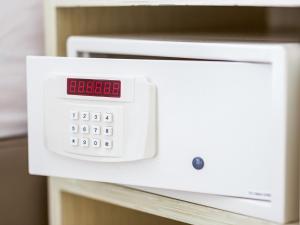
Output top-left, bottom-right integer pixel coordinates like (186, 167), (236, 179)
(44, 75), (156, 162)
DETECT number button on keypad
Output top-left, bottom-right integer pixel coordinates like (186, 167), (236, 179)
(92, 139), (100, 148)
(70, 111), (78, 120)
(80, 112), (90, 121)
(91, 125), (100, 135)
(70, 124), (78, 133)
(80, 124), (89, 134)
(103, 113), (113, 123)
(91, 112), (101, 122)
(103, 126), (113, 136)
(80, 138), (89, 147)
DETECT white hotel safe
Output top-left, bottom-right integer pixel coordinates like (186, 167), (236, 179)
(26, 36), (300, 223)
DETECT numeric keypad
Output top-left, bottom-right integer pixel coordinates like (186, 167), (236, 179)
(69, 110), (114, 152)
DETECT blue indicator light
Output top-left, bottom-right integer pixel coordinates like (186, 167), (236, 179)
(192, 157), (204, 170)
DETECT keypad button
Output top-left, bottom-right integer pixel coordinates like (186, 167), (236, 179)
(70, 124), (78, 133)
(80, 124), (89, 134)
(92, 139), (100, 148)
(80, 138), (89, 147)
(70, 111), (78, 120)
(80, 112), (90, 121)
(70, 137), (78, 146)
(103, 126), (113, 136)
(103, 113), (113, 123)
(91, 125), (100, 135)
(103, 140), (113, 149)
(91, 112), (101, 122)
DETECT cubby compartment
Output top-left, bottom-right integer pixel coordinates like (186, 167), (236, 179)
(62, 192), (188, 225)
(46, 6), (300, 56)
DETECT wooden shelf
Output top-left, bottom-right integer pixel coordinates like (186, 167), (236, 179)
(49, 0), (300, 7)
(49, 177), (299, 225)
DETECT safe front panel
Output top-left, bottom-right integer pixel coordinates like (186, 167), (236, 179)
(27, 56), (272, 200)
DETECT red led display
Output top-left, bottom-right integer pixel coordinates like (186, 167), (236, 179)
(67, 78), (121, 98)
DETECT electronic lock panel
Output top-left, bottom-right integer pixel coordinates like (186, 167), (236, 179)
(44, 75), (156, 162)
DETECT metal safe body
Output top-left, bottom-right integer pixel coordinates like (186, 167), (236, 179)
(26, 36), (300, 223)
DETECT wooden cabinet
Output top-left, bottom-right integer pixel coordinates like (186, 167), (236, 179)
(45, 1), (300, 224)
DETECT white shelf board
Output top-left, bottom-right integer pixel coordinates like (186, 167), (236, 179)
(50, 0), (300, 7)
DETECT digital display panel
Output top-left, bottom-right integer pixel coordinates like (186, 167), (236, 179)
(67, 78), (121, 98)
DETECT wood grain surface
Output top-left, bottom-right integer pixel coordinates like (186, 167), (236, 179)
(0, 137), (48, 225)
